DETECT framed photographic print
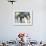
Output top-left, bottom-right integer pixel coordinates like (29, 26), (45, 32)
(13, 10), (33, 26)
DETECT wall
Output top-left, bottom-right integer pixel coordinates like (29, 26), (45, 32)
(0, 0), (46, 42)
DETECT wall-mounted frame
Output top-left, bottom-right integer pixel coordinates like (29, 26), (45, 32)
(13, 10), (33, 26)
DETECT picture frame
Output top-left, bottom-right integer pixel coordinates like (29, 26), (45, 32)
(13, 10), (33, 26)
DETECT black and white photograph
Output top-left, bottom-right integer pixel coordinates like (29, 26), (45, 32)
(14, 11), (32, 25)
